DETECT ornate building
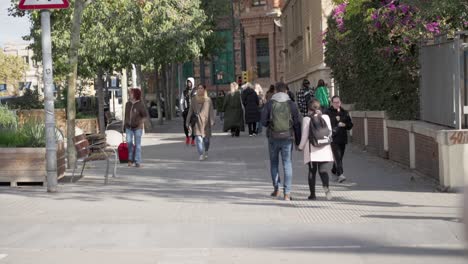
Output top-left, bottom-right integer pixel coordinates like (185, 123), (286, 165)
(280, 0), (335, 92)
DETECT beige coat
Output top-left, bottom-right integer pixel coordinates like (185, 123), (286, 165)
(298, 115), (334, 164)
(186, 97), (215, 138)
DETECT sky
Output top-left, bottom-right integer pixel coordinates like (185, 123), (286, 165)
(0, 1), (31, 47)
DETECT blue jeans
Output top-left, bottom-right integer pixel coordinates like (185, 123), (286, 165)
(126, 128), (142, 164)
(268, 138), (293, 194)
(195, 136), (210, 155)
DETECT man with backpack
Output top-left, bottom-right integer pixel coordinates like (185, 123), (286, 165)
(261, 82), (301, 201)
(296, 79), (314, 117)
(327, 95), (353, 183)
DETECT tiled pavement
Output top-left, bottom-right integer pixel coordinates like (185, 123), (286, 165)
(0, 117), (466, 263)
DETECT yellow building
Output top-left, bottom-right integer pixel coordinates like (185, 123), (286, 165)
(280, 0), (335, 92)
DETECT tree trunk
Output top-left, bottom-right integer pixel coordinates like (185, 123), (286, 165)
(171, 63), (177, 118)
(166, 63), (172, 121)
(162, 64), (169, 122)
(199, 57), (205, 84)
(96, 68), (105, 134)
(66, 0), (88, 169)
(121, 67), (128, 133)
(136, 64), (152, 132)
(154, 62), (163, 125)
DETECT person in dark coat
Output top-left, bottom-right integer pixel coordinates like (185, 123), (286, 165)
(223, 82), (244, 137)
(327, 95), (353, 183)
(241, 82), (260, 136)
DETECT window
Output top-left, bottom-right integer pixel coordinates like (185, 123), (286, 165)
(22, 56), (29, 65)
(256, 38), (270, 78)
(252, 0), (266, 6)
(0, 84), (6, 92)
(212, 30), (235, 85)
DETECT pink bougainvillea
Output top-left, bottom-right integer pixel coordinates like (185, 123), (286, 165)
(425, 21), (441, 34)
(332, 2), (348, 32)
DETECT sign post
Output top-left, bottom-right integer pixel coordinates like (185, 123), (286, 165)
(19, 0), (69, 193)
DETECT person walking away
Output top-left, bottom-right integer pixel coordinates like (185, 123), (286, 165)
(327, 95), (353, 183)
(180, 77), (197, 146)
(265, 84), (275, 102)
(254, 83), (265, 135)
(296, 79), (315, 117)
(223, 82), (244, 137)
(242, 82), (260, 137)
(315, 79), (330, 109)
(286, 85), (295, 102)
(298, 99), (334, 200)
(124, 88), (148, 168)
(261, 82), (301, 201)
(186, 84), (215, 161)
(217, 91), (226, 121)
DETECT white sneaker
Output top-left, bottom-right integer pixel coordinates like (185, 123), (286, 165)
(324, 187), (332, 200)
(199, 155), (205, 161)
(338, 175), (347, 183)
(204, 152), (208, 159)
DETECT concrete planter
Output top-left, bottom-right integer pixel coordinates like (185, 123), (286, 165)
(0, 141), (66, 186)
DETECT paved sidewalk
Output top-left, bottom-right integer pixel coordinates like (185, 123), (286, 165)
(0, 117), (466, 263)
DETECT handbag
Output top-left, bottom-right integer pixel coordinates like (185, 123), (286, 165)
(189, 100), (205, 127)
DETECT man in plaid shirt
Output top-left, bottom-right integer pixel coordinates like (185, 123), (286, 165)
(296, 79), (314, 117)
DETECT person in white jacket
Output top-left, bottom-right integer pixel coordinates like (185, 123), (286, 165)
(298, 99), (334, 200)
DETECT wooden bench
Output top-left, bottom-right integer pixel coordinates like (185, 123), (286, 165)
(72, 134), (117, 184)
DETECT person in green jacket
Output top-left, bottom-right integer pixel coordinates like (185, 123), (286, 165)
(315, 79), (330, 109)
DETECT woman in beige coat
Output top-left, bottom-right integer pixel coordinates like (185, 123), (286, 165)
(298, 99), (334, 200)
(186, 84), (215, 161)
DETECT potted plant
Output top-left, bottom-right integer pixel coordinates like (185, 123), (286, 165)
(0, 104), (65, 186)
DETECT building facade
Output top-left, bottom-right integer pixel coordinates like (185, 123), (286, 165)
(280, 0), (334, 92)
(173, 0), (285, 95)
(2, 42), (43, 96)
(238, 0), (285, 90)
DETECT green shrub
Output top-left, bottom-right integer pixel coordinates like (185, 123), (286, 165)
(0, 130), (29, 147)
(19, 119), (46, 147)
(7, 89), (43, 110)
(0, 104), (17, 130)
(0, 119), (46, 148)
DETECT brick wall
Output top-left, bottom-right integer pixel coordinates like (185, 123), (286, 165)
(414, 133), (439, 180)
(388, 128), (410, 167)
(352, 117), (365, 146)
(367, 118), (385, 157)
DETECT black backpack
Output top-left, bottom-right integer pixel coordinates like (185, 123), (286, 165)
(308, 114), (331, 147)
(304, 90), (313, 108)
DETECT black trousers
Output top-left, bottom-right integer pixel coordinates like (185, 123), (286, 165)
(231, 127), (240, 137)
(248, 122), (257, 135)
(331, 143), (346, 176)
(308, 162), (330, 197)
(182, 111), (195, 139)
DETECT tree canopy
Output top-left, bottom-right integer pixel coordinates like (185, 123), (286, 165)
(0, 49), (27, 95)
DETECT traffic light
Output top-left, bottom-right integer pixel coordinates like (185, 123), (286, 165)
(242, 71), (249, 83)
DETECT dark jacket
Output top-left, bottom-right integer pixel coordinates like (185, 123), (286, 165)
(124, 100), (147, 130)
(326, 106), (353, 145)
(222, 91), (244, 132)
(261, 92), (302, 146)
(242, 87), (260, 123)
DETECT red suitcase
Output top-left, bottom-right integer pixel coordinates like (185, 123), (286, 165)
(118, 142), (129, 163)
(118, 142), (135, 163)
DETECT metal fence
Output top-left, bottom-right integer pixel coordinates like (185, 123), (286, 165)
(419, 31), (468, 129)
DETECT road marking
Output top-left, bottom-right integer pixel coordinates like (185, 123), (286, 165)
(0, 254), (7, 260)
(270, 245), (362, 250)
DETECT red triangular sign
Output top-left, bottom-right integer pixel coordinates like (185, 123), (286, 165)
(19, 0), (70, 10)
